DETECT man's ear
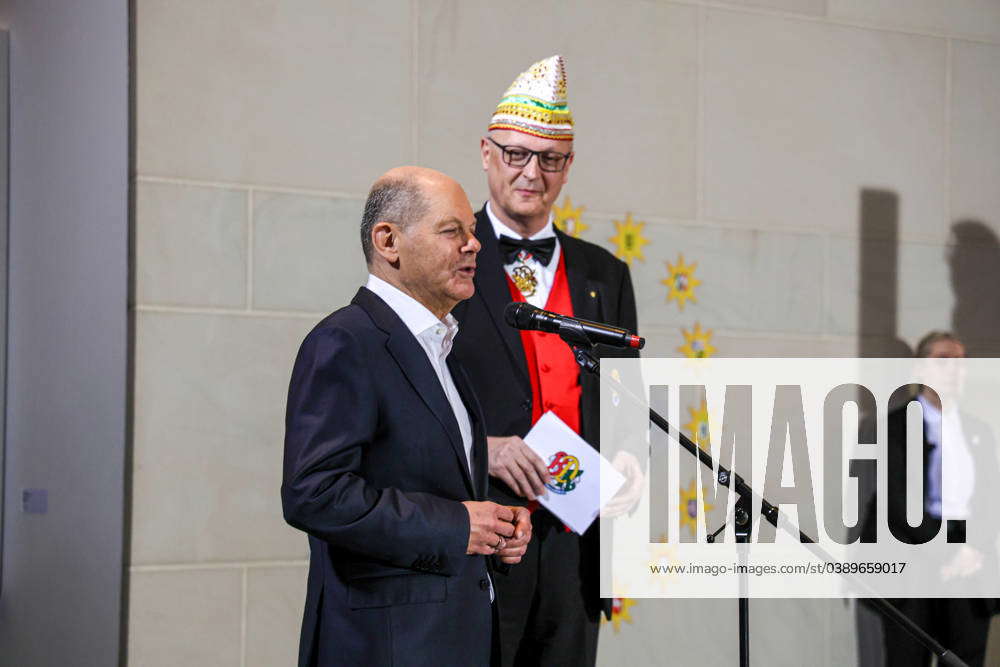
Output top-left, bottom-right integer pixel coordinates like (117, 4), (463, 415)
(371, 221), (400, 265)
(480, 137), (491, 171)
(560, 152), (575, 186)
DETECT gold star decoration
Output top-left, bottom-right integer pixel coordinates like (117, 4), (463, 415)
(552, 196), (588, 238)
(604, 597), (636, 633)
(678, 322), (717, 358)
(683, 399), (712, 448)
(647, 534), (682, 592)
(662, 253), (701, 311)
(608, 213), (650, 266)
(679, 478), (715, 538)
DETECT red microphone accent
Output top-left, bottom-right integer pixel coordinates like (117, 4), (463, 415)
(629, 335), (645, 350)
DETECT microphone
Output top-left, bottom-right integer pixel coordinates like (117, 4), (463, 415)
(504, 302), (644, 350)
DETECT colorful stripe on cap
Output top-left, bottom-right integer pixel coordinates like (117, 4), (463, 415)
(489, 55), (573, 140)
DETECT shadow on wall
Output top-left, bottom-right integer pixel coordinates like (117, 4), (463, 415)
(857, 188), (912, 359)
(949, 220), (1000, 357)
(854, 187), (909, 667)
(945, 222), (1000, 666)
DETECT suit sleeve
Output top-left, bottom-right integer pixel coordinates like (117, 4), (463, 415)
(602, 259), (646, 463)
(616, 260), (639, 340)
(594, 259), (639, 361)
(281, 325), (471, 575)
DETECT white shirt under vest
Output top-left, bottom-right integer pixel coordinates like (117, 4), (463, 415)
(486, 201), (561, 308)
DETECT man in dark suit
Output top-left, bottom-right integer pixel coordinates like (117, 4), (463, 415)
(451, 56), (644, 667)
(282, 166), (533, 667)
(861, 332), (998, 667)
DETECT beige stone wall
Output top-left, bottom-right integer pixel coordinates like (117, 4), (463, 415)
(132, 1), (1000, 664)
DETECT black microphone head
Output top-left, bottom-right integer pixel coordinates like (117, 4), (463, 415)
(504, 302), (536, 328)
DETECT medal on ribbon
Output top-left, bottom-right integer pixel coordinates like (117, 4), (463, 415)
(512, 264), (538, 297)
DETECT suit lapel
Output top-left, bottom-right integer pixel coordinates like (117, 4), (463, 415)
(448, 356), (489, 499)
(473, 208), (531, 394)
(353, 288), (476, 497)
(558, 229), (601, 322)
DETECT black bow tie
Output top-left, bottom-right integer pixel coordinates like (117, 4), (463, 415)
(498, 235), (557, 267)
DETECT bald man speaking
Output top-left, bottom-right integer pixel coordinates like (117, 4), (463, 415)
(282, 167), (532, 667)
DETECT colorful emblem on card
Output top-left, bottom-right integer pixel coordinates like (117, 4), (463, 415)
(553, 196), (588, 238)
(545, 451), (583, 494)
(662, 253), (701, 310)
(608, 213), (649, 266)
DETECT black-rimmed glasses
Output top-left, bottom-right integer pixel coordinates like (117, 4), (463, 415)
(487, 136), (572, 173)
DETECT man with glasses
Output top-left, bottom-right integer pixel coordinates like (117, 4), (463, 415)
(452, 56), (642, 666)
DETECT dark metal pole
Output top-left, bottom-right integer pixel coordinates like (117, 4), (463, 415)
(735, 492), (751, 667)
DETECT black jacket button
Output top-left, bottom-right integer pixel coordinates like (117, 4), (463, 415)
(479, 578), (490, 591)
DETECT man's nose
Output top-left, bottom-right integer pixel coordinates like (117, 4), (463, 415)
(464, 233), (482, 254)
(521, 153), (540, 179)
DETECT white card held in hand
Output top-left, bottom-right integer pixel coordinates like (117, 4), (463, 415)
(522, 411), (626, 535)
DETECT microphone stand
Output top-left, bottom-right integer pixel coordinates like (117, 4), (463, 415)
(557, 328), (970, 667)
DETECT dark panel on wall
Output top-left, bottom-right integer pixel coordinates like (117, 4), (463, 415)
(0, 1), (129, 665)
(0, 29), (8, 601)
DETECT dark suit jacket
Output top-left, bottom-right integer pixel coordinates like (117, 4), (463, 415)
(859, 401), (1000, 613)
(282, 287), (494, 667)
(860, 403), (997, 544)
(451, 206), (639, 615)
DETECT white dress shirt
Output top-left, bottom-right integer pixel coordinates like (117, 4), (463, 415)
(365, 274), (474, 477)
(365, 275), (494, 601)
(917, 393), (975, 519)
(486, 201), (561, 309)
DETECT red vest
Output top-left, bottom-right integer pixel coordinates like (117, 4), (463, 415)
(506, 253), (581, 434)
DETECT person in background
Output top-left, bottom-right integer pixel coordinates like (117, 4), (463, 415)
(874, 332), (998, 667)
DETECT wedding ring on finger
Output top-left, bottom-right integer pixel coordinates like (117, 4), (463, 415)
(492, 535), (506, 552)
